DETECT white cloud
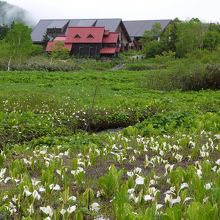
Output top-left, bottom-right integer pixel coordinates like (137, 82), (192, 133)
(5, 0), (220, 24)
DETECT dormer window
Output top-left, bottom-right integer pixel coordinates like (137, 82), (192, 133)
(74, 34), (81, 38)
(87, 34), (94, 38)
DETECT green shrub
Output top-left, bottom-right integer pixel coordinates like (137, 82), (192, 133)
(139, 60), (220, 91)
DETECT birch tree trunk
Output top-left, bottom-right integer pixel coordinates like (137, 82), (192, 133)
(7, 56), (12, 71)
(50, 57), (53, 65)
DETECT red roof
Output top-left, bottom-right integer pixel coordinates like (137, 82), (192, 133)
(66, 27), (105, 43)
(54, 36), (66, 41)
(100, 47), (118, 55)
(103, 32), (119, 44)
(46, 37), (72, 52)
(64, 43), (73, 51)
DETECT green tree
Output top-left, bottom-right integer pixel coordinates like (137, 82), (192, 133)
(141, 22), (162, 42)
(162, 18), (180, 52)
(175, 18), (208, 57)
(4, 22), (34, 70)
(0, 24), (9, 40)
(50, 41), (69, 64)
(141, 23), (164, 58)
(203, 23), (220, 51)
(203, 31), (220, 51)
(208, 23), (220, 32)
(42, 32), (50, 50)
(0, 39), (11, 67)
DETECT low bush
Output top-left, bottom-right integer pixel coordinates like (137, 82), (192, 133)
(126, 63), (165, 71)
(139, 62), (220, 91)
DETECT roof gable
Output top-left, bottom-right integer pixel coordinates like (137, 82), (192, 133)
(103, 32), (119, 43)
(31, 19), (70, 42)
(66, 27), (105, 43)
(124, 19), (172, 38)
(47, 20), (69, 29)
(69, 19), (97, 27)
(95, 19), (122, 32)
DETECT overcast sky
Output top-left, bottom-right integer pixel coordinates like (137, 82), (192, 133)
(6, 0), (220, 24)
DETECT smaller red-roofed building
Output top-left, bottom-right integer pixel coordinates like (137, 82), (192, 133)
(101, 32), (120, 56)
(46, 37), (72, 52)
(46, 26), (120, 57)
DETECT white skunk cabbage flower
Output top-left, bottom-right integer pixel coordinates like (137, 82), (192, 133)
(90, 202), (100, 212)
(60, 209), (66, 215)
(40, 206), (53, 217)
(67, 205), (76, 214)
(179, 182), (189, 193)
(23, 187), (32, 197)
(33, 190), (41, 200)
(68, 196), (77, 202)
(135, 176), (145, 186)
(144, 195), (153, 202)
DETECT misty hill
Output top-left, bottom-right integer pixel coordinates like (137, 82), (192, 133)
(0, 0), (33, 26)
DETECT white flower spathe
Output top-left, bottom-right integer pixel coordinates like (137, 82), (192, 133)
(135, 176), (145, 185)
(40, 149), (47, 155)
(156, 204), (163, 210)
(214, 134), (220, 140)
(39, 186), (46, 193)
(60, 208), (66, 215)
(197, 169), (202, 178)
(40, 206), (53, 217)
(144, 195), (152, 202)
(204, 183), (212, 190)
(32, 178), (41, 186)
(67, 205), (76, 214)
(90, 202), (100, 212)
(68, 196), (77, 202)
(183, 197), (193, 204)
(45, 161), (50, 167)
(27, 204), (34, 215)
(127, 171), (134, 177)
(49, 184), (61, 191)
(203, 196), (209, 203)
(23, 158), (32, 165)
(2, 195), (8, 201)
(56, 169), (62, 175)
(53, 184), (61, 191)
(33, 190), (41, 200)
(127, 188), (135, 194)
(9, 202), (17, 215)
(179, 182), (189, 193)
(164, 194), (172, 203)
(134, 167), (142, 174)
(71, 167), (85, 176)
(212, 166), (217, 172)
(94, 216), (110, 220)
(170, 196), (181, 206)
(23, 187), (32, 197)
(149, 179), (156, 186)
(12, 196), (18, 203)
(216, 159), (220, 166)
(0, 168), (6, 180)
(4, 177), (11, 184)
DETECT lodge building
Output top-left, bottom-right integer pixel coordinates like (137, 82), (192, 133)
(31, 18), (172, 57)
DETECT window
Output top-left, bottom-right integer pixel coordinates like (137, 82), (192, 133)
(87, 34), (94, 38)
(74, 34), (81, 38)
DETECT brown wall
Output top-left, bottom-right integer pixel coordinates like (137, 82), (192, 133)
(116, 25), (129, 45)
(71, 43), (102, 57)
